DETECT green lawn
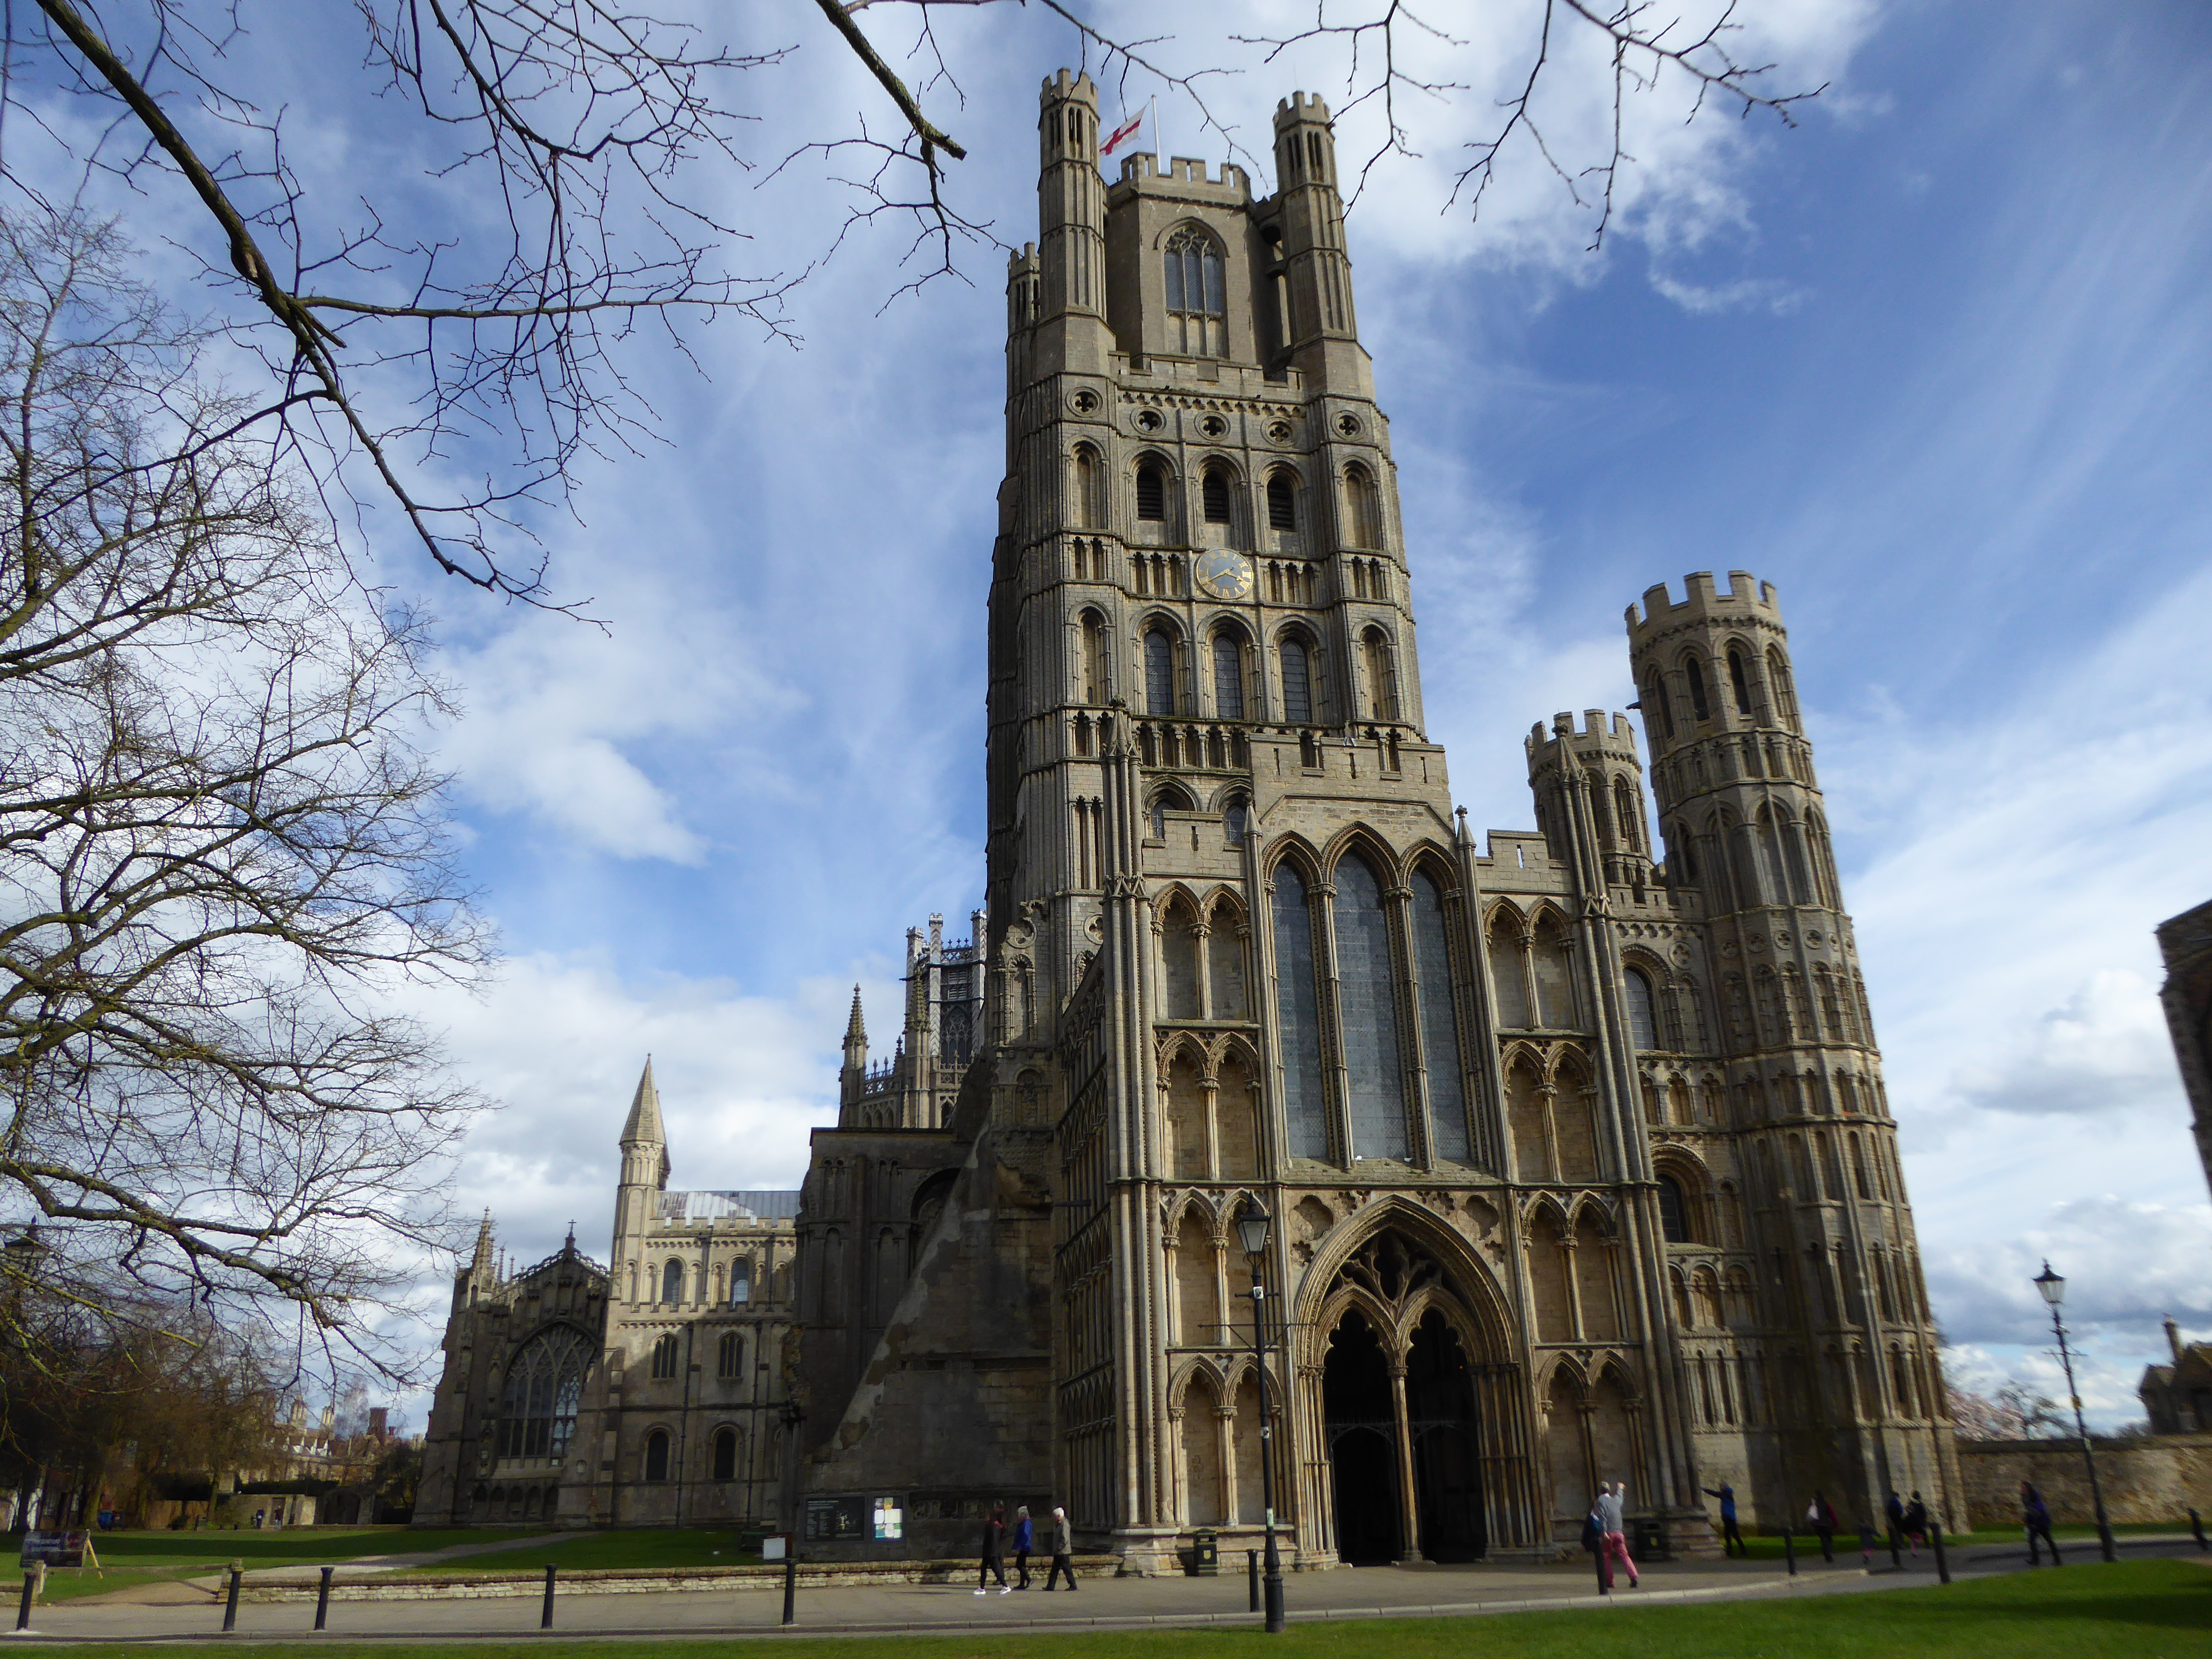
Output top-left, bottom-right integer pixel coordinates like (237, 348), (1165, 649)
(399, 1527), (763, 1575)
(3, 1526), (549, 1604)
(5, 1555), (2203, 1657)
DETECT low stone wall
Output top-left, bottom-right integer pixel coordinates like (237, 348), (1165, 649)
(1954, 1432), (2212, 1528)
(240, 1555), (1125, 1603)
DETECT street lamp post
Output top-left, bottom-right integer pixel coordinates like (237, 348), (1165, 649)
(1235, 1202), (1286, 1634)
(2032, 1262), (2116, 1563)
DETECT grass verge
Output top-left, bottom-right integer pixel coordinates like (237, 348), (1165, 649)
(2, 1526), (550, 1604)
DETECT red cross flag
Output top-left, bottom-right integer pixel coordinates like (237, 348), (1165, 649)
(1102, 103), (1151, 158)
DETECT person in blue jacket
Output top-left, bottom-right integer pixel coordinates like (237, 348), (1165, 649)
(1012, 1505), (1035, 1589)
(1702, 1482), (1745, 1556)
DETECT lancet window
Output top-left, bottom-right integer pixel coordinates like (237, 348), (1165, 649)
(1163, 227), (1226, 357)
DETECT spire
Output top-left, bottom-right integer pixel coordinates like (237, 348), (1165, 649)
(620, 1057), (665, 1146)
(470, 1209), (495, 1275)
(618, 1057), (672, 1191)
(844, 986), (867, 1049)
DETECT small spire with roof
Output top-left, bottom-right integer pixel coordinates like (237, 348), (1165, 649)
(619, 1057), (672, 1190)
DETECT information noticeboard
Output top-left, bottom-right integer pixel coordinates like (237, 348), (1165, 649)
(872, 1497), (903, 1541)
(803, 1496), (867, 1542)
(20, 1532), (89, 1568)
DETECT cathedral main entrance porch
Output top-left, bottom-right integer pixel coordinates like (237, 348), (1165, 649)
(1300, 1220), (1542, 1565)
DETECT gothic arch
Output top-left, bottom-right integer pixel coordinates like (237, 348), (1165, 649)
(1297, 1195), (1517, 1360)
(1261, 832), (1326, 889)
(1319, 822), (1405, 885)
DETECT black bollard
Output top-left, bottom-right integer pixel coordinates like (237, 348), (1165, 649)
(14, 1569), (33, 1632)
(1783, 1528), (1796, 1576)
(781, 1551), (797, 1626)
(1248, 1549), (1260, 1613)
(223, 1564), (243, 1632)
(1931, 1521), (1950, 1585)
(315, 1565), (333, 1630)
(540, 1564), (556, 1630)
(2193, 1508), (2207, 1553)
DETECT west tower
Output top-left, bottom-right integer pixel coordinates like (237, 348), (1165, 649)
(791, 73), (1956, 1569)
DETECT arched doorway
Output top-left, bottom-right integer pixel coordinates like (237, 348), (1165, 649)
(1407, 1310), (1484, 1561)
(1323, 1309), (1398, 1564)
(1310, 1224), (1532, 1562)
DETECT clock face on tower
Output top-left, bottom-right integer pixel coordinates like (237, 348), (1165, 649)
(1192, 550), (1255, 601)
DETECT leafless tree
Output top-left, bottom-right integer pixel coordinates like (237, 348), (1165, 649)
(7, 0), (1821, 605)
(0, 208), (489, 1379)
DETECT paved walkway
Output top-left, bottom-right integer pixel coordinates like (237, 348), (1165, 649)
(12, 1534), (2202, 1644)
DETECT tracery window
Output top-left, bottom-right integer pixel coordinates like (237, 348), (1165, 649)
(1411, 869), (1471, 1162)
(497, 1327), (592, 1459)
(1271, 865), (1330, 1159)
(1333, 856), (1408, 1161)
(1163, 227), (1227, 356)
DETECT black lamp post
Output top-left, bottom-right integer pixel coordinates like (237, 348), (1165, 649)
(1235, 1201), (1285, 1634)
(2032, 1261), (2115, 1563)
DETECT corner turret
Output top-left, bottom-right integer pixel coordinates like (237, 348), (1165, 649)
(1525, 709), (1654, 891)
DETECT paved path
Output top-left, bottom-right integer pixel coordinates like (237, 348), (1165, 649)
(13, 1534), (2202, 1644)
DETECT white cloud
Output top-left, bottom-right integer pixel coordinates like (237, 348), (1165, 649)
(1649, 272), (1809, 315)
(1950, 970), (2183, 1119)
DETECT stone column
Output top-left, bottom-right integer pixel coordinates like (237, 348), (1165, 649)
(1389, 1360), (1421, 1561)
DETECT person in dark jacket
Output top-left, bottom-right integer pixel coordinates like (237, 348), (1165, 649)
(1884, 1490), (1907, 1558)
(975, 1503), (1010, 1595)
(1702, 1483), (1745, 1557)
(1808, 1491), (1838, 1562)
(1901, 1492), (1929, 1558)
(2022, 1482), (2062, 1567)
(1043, 1506), (1078, 1591)
(1012, 1505), (1035, 1589)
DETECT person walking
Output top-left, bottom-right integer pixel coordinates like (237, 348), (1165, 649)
(1884, 1489), (1907, 1559)
(1901, 1491), (1929, 1559)
(1042, 1505), (1078, 1591)
(1595, 1481), (1640, 1590)
(1012, 1504), (1035, 1589)
(1702, 1482), (1746, 1557)
(1808, 1491), (1837, 1563)
(975, 1502), (1010, 1595)
(2022, 1482), (2061, 1567)
(1858, 1519), (1881, 1566)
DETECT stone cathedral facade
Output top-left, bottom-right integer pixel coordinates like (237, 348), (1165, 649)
(786, 71), (1960, 1570)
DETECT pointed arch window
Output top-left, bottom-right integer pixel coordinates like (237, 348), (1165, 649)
(1657, 1176), (1690, 1244)
(1136, 461), (1167, 522)
(1202, 465), (1233, 525)
(1612, 777), (1643, 853)
(1361, 628), (1400, 721)
(1080, 610), (1108, 704)
(1224, 798), (1247, 847)
(1685, 656), (1712, 722)
(1411, 870), (1470, 1163)
(1271, 864), (1330, 1160)
(1163, 227), (1227, 357)
(1332, 856), (1409, 1161)
(1266, 470), (1297, 530)
(1625, 969), (1658, 1051)
(1728, 646), (1753, 716)
(1767, 647), (1800, 730)
(1643, 670), (1673, 742)
(1144, 628), (1175, 716)
(1279, 636), (1314, 723)
(497, 1327), (592, 1458)
(1071, 445), (1104, 529)
(1345, 465), (1383, 547)
(1212, 631), (1246, 720)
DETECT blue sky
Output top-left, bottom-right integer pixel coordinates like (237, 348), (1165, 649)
(87, 1), (2201, 1423)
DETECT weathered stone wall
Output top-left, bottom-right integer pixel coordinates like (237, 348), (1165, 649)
(1954, 1432), (2212, 1528)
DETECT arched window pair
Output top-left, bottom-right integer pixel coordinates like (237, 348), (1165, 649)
(1273, 857), (1471, 1166)
(650, 1334), (680, 1380)
(1360, 628), (1400, 722)
(717, 1331), (745, 1378)
(1343, 465), (1383, 547)
(1486, 908), (1577, 1031)
(1164, 227), (1226, 357)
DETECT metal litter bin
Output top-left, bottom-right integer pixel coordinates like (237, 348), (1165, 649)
(1631, 1517), (1669, 1561)
(1191, 1529), (1220, 1576)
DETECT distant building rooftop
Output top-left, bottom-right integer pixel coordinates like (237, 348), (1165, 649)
(656, 1190), (801, 1223)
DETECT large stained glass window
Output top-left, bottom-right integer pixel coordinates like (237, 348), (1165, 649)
(1271, 866), (1329, 1160)
(1412, 870), (1470, 1163)
(497, 1327), (591, 1459)
(1332, 857), (1408, 1160)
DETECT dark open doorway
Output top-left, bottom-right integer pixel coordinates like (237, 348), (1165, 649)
(1407, 1310), (1486, 1560)
(1323, 1308), (1399, 1563)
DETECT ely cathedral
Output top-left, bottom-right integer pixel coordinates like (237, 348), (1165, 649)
(417, 71), (1960, 1566)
